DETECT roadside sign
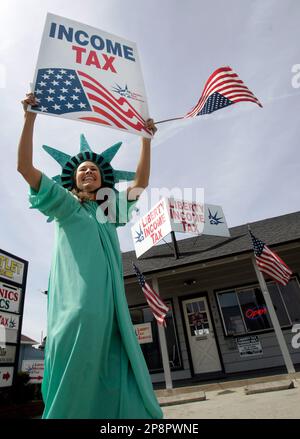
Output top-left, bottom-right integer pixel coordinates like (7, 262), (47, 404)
(132, 197), (230, 258)
(0, 284), (22, 315)
(0, 249), (28, 389)
(0, 345), (16, 364)
(0, 366), (14, 387)
(21, 360), (44, 384)
(0, 251), (25, 285)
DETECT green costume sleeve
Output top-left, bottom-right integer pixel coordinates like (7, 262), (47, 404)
(115, 190), (138, 228)
(28, 173), (80, 222)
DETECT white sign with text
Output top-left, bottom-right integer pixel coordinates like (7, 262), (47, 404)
(0, 282), (22, 314)
(0, 345), (16, 364)
(132, 197), (230, 258)
(22, 360), (44, 384)
(134, 323), (153, 344)
(0, 366), (14, 387)
(29, 13), (151, 137)
(0, 252), (25, 285)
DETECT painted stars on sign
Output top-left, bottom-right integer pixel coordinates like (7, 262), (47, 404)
(32, 68), (91, 115)
(31, 68), (151, 136)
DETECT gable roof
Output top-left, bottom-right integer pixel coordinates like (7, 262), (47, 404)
(21, 334), (39, 345)
(122, 211), (300, 277)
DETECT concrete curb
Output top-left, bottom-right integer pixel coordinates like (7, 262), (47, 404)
(245, 379), (296, 395)
(158, 391), (206, 407)
(155, 372), (300, 399)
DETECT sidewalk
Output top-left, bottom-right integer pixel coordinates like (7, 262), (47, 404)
(155, 371), (300, 419)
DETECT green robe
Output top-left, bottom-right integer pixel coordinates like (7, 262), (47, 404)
(29, 173), (163, 419)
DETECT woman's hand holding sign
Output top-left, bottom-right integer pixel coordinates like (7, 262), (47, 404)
(21, 92), (38, 120)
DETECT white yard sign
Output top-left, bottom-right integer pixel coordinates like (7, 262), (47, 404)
(29, 13), (151, 138)
(132, 197), (230, 258)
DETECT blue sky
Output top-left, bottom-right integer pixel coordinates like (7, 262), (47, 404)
(1, 0), (300, 342)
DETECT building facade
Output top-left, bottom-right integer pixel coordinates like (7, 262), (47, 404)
(122, 211), (300, 384)
(17, 335), (44, 371)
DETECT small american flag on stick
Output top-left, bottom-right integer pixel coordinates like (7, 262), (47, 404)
(156, 66), (262, 124)
(132, 263), (169, 327)
(249, 230), (292, 286)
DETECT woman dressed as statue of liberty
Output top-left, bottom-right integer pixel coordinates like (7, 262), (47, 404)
(17, 92), (163, 420)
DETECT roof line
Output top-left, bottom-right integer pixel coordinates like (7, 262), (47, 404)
(124, 238), (300, 279)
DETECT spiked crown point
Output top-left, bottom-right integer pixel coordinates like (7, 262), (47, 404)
(42, 145), (71, 168)
(80, 134), (93, 153)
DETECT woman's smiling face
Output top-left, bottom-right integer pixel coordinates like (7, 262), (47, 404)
(75, 161), (102, 192)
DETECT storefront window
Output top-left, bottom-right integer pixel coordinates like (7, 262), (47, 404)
(129, 302), (181, 373)
(217, 292), (245, 335)
(266, 284), (292, 327)
(237, 287), (273, 332)
(217, 278), (298, 336)
(277, 278), (300, 324)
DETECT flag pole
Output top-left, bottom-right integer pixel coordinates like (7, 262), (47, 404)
(251, 257), (295, 374)
(152, 275), (173, 390)
(154, 117), (184, 125)
(248, 225), (295, 375)
(170, 231), (180, 259)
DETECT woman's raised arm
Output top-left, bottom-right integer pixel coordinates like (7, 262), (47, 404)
(127, 118), (157, 201)
(17, 93), (42, 191)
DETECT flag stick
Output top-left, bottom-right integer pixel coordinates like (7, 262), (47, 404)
(152, 275), (173, 390)
(251, 257), (295, 375)
(154, 116), (184, 125)
(248, 225), (295, 374)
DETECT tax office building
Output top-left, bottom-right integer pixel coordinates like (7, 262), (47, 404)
(123, 211), (300, 384)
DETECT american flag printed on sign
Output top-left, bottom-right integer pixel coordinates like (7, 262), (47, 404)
(185, 66), (262, 118)
(249, 231), (292, 286)
(132, 263), (169, 327)
(31, 68), (152, 136)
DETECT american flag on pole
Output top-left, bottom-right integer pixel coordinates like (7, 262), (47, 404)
(132, 263), (169, 327)
(31, 68), (152, 136)
(249, 231), (292, 286)
(184, 66), (262, 118)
